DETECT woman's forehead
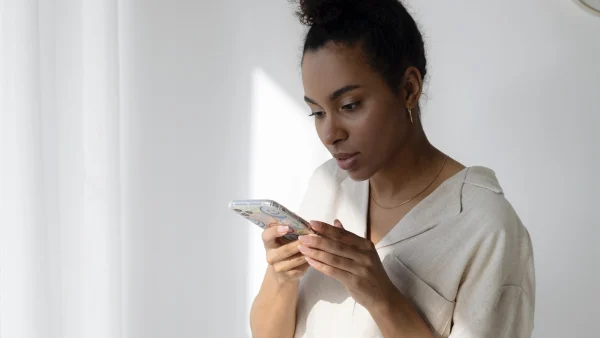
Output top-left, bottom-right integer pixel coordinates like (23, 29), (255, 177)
(301, 44), (378, 95)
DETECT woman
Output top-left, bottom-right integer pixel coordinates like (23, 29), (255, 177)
(250, 0), (535, 337)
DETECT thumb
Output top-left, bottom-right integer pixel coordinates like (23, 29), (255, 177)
(333, 219), (345, 229)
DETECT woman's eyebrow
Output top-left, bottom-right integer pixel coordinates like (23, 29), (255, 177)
(304, 84), (362, 105)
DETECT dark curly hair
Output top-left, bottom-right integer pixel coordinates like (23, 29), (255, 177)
(293, 0), (426, 96)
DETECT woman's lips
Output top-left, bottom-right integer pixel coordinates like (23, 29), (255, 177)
(335, 153), (359, 170)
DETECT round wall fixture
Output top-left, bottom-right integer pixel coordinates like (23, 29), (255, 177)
(578, 0), (600, 13)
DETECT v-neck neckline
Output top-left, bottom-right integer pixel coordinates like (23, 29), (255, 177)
(342, 167), (470, 249)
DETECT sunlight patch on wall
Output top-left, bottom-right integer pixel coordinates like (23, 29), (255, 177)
(246, 68), (330, 329)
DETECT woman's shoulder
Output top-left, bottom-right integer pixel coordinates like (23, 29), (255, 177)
(460, 166), (522, 227)
(457, 166), (532, 254)
(451, 167), (535, 310)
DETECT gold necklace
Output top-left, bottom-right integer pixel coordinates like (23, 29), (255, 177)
(370, 155), (448, 210)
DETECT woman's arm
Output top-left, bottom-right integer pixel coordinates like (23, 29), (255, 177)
(250, 224), (309, 338)
(250, 266), (299, 338)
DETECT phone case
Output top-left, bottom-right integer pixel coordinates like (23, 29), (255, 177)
(229, 199), (312, 241)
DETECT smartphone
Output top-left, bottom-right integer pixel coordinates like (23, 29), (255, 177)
(229, 199), (313, 241)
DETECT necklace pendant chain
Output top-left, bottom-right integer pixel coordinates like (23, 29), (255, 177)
(370, 155), (449, 210)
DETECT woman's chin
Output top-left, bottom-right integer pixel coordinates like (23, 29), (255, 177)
(346, 167), (372, 182)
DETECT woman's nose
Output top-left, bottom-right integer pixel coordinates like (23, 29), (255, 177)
(322, 115), (347, 146)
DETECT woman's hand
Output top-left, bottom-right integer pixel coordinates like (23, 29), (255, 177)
(297, 220), (398, 310)
(297, 220), (434, 337)
(262, 225), (310, 284)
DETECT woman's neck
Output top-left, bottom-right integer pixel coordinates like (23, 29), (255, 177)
(369, 136), (444, 202)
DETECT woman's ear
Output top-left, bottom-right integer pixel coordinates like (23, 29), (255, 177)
(402, 66), (423, 109)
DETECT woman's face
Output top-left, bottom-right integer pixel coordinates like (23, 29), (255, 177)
(301, 42), (414, 181)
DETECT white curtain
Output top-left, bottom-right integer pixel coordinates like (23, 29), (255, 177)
(0, 1), (123, 337)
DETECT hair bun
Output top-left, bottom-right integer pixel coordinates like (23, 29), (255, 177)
(294, 0), (364, 26)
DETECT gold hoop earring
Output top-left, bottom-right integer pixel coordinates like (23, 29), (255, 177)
(407, 108), (414, 124)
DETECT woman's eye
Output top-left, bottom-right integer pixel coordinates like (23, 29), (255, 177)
(309, 111), (325, 118)
(342, 102), (359, 111)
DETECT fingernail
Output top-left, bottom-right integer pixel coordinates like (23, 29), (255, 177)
(305, 257), (316, 266)
(298, 235), (311, 244)
(310, 221), (322, 230)
(298, 244), (308, 252)
(278, 226), (290, 234)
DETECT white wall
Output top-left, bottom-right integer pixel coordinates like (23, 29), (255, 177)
(120, 0), (600, 337)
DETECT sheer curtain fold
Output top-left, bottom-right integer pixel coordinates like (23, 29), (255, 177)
(0, 1), (124, 337)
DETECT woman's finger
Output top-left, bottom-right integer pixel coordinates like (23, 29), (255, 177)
(304, 256), (353, 282)
(310, 220), (372, 250)
(298, 244), (362, 275)
(262, 225), (291, 249)
(298, 233), (364, 262)
(272, 252), (308, 273)
(266, 239), (301, 265)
